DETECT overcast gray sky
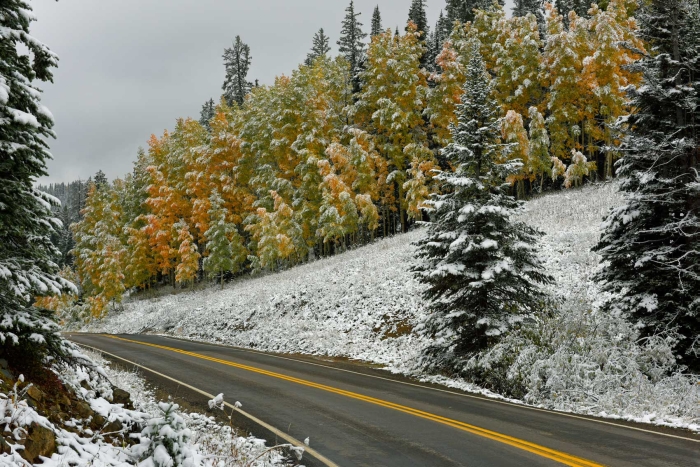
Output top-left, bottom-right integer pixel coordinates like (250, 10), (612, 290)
(33, 0), (509, 184)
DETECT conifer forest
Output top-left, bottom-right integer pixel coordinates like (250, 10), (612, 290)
(2, 0), (699, 465)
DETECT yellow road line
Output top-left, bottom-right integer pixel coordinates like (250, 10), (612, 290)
(106, 334), (605, 467)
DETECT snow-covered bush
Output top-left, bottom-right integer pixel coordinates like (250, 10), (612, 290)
(132, 401), (201, 467)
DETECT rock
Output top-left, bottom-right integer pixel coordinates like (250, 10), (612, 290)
(0, 435), (10, 455)
(112, 388), (132, 409)
(26, 385), (43, 403)
(104, 420), (123, 435)
(59, 394), (72, 409)
(74, 400), (93, 419)
(92, 413), (105, 428)
(21, 423), (56, 463)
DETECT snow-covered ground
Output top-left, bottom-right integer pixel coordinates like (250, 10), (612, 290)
(0, 346), (292, 466)
(81, 229), (428, 367)
(80, 183), (699, 433)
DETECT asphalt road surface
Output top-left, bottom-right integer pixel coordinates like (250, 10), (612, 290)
(67, 333), (699, 467)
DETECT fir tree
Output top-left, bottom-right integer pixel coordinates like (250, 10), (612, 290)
(337, 0), (368, 88)
(512, 0), (545, 35)
(595, 0), (700, 370)
(203, 190), (246, 288)
(222, 36), (253, 107)
(408, 0), (430, 39)
(94, 169), (108, 188)
(371, 5), (383, 37)
(305, 28), (332, 66)
(445, 0), (487, 24)
(408, 0), (430, 68)
(199, 98), (216, 130)
(0, 0), (74, 366)
(413, 40), (550, 372)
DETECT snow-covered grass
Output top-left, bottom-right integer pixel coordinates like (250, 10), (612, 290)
(79, 183), (700, 433)
(85, 349), (288, 467)
(81, 232), (428, 367)
(0, 347), (290, 466)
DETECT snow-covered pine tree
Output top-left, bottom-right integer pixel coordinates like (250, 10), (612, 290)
(305, 28), (332, 66)
(371, 5), (383, 37)
(426, 11), (449, 72)
(445, 0), (490, 24)
(337, 0), (367, 91)
(203, 190), (246, 288)
(595, 0), (700, 370)
(408, 0), (430, 69)
(512, 0), (545, 36)
(408, 0), (430, 38)
(199, 98), (216, 130)
(222, 36), (252, 107)
(0, 0), (75, 367)
(413, 39), (551, 373)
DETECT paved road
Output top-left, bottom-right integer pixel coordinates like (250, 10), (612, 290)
(67, 333), (699, 467)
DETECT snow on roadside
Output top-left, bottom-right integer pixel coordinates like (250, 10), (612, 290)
(79, 183), (700, 433)
(0, 346), (289, 467)
(80, 348), (288, 467)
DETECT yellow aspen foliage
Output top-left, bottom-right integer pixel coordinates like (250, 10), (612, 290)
(72, 182), (127, 317)
(428, 36), (468, 147)
(551, 156), (567, 181)
(581, 0), (643, 177)
(564, 149), (594, 188)
(245, 191), (305, 270)
(144, 132), (181, 275)
(207, 103), (255, 226)
(492, 13), (544, 116)
(403, 145), (438, 218)
(541, 5), (587, 161)
(125, 225), (157, 289)
(501, 110), (530, 187)
(528, 107), (552, 191)
(354, 22), (429, 232)
(174, 221), (200, 285)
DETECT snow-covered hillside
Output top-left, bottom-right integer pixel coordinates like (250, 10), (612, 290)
(82, 227), (429, 367)
(81, 183), (699, 432)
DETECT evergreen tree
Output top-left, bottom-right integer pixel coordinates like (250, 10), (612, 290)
(203, 191), (246, 288)
(94, 169), (108, 187)
(199, 98), (216, 130)
(222, 36), (253, 107)
(413, 40), (550, 372)
(337, 0), (368, 86)
(0, 0), (74, 365)
(408, 0), (430, 68)
(445, 0), (485, 24)
(595, 0), (700, 370)
(371, 5), (383, 37)
(305, 28), (332, 66)
(408, 0), (430, 38)
(512, 0), (545, 35)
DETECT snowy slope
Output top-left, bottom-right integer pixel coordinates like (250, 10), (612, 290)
(81, 183), (699, 432)
(82, 229), (429, 367)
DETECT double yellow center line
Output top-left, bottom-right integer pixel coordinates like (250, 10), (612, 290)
(107, 335), (604, 467)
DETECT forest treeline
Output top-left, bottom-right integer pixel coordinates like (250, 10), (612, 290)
(41, 0), (644, 316)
